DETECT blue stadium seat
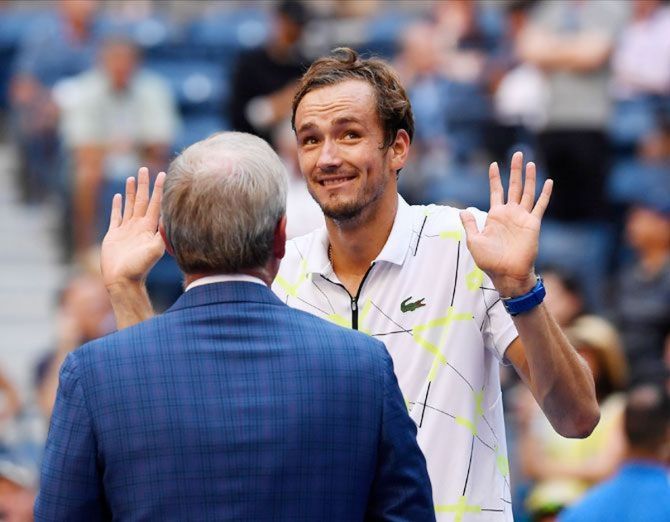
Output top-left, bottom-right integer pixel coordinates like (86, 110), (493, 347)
(608, 158), (670, 209)
(147, 59), (229, 113)
(537, 220), (615, 312)
(0, 9), (48, 107)
(172, 113), (228, 154)
(422, 162), (491, 209)
(97, 14), (176, 57)
(609, 97), (659, 150)
(186, 8), (270, 63)
(359, 11), (420, 59)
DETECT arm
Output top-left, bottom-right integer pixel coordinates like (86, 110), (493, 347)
(366, 348), (435, 521)
(0, 369), (21, 421)
(460, 153), (599, 438)
(34, 353), (108, 521)
(506, 314), (598, 438)
(517, 25), (613, 73)
(72, 145), (104, 256)
(100, 168), (165, 329)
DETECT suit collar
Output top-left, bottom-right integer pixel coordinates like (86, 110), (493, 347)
(166, 281), (284, 313)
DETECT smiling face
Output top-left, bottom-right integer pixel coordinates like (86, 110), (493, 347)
(294, 79), (408, 224)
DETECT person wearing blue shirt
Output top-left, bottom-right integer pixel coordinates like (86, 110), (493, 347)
(559, 382), (670, 522)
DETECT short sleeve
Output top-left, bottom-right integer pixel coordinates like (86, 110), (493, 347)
(136, 73), (180, 145)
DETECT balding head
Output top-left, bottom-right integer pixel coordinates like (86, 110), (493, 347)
(161, 132), (288, 276)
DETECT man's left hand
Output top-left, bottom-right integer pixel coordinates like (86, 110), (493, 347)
(460, 151), (552, 297)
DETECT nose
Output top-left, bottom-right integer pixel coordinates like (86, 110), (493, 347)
(316, 138), (342, 173)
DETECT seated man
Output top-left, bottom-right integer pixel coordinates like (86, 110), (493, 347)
(35, 132), (434, 521)
(559, 382), (670, 522)
(58, 36), (179, 259)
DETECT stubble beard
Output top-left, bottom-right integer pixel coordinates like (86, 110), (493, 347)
(308, 170), (389, 225)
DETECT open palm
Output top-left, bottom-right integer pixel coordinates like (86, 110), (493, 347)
(101, 168), (166, 288)
(460, 152), (552, 297)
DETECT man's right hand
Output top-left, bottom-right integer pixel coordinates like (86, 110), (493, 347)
(101, 167), (165, 328)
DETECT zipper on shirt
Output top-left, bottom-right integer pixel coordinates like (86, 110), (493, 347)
(321, 262), (376, 331)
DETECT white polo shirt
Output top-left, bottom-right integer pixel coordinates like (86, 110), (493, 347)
(273, 195), (518, 520)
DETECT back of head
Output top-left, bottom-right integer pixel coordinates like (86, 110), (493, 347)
(624, 384), (670, 457)
(162, 132), (288, 274)
(291, 47), (414, 149)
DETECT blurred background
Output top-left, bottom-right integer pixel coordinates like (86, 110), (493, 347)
(0, 0), (668, 520)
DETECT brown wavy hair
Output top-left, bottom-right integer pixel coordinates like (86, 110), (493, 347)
(291, 47), (414, 149)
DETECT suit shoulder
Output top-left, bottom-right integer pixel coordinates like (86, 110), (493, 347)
(283, 306), (390, 361)
(75, 313), (167, 363)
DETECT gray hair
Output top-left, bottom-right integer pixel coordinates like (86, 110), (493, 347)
(162, 132), (288, 274)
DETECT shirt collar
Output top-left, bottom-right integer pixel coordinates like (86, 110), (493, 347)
(305, 194), (414, 275)
(185, 274), (267, 292)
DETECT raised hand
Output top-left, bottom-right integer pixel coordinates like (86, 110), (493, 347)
(460, 151), (552, 297)
(101, 167), (166, 290)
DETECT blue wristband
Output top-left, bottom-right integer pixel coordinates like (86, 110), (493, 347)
(502, 277), (545, 316)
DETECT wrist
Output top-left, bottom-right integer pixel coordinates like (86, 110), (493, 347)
(502, 276), (546, 317)
(493, 272), (538, 298)
(105, 278), (147, 296)
(106, 280), (154, 329)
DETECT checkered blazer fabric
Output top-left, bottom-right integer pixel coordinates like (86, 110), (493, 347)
(35, 282), (434, 521)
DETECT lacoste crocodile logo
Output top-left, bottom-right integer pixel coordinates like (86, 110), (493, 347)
(401, 296), (426, 313)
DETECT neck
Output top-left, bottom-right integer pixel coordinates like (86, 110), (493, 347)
(327, 191), (398, 284)
(184, 266), (274, 289)
(626, 448), (665, 465)
(639, 248), (669, 276)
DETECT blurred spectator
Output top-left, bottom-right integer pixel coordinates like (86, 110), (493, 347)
(488, 0), (546, 161)
(541, 265), (586, 328)
(518, 0), (629, 221)
(433, 0), (497, 82)
(273, 121), (324, 239)
(9, 0), (102, 204)
(0, 461), (35, 522)
(558, 383), (670, 522)
(612, 199), (670, 382)
(0, 370), (20, 426)
(518, 315), (628, 520)
(433, 0), (496, 164)
(638, 115), (670, 162)
(229, 0), (308, 147)
(611, 0), (670, 100)
(57, 36), (179, 260)
(394, 21), (450, 200)
(34, 273), (114, 419)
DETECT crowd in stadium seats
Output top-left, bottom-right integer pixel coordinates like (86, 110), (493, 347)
(0, 1), (668, 520)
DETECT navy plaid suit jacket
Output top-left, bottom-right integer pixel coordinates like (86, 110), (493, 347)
(35, 282), (434, 521)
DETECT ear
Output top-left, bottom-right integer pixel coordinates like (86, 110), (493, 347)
(388, 129), (410, 173)
(273, 215), (287, 260)
(159, 219), (175, 257)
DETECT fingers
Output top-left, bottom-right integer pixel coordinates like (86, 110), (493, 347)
(122, 177), (136, 223)
(459, 210), (479, 240)
(507, 151), (523, 204)
(520, 161), (536, 212)
(147, 172), (166, 223)
(489, 162), (504, 207)
(134, 167), (151, 217)
(531, 179), (553, 220)
(108, 193), (122, 231)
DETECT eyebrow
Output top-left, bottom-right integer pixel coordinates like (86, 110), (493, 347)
(296, 122), (316, 134)
(333, 116), (363, 127)
(296, 116), (365, 135)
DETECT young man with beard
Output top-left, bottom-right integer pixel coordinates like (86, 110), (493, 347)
(101, 49), (599, 519)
